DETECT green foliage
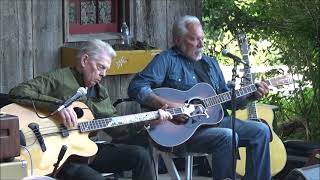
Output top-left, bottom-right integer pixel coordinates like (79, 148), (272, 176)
(203, 0), (320, 141)
(260, 87), (320, 141)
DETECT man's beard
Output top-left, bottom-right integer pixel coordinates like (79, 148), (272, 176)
(194, 48), (203, 60)
(180, 44), (203, 61)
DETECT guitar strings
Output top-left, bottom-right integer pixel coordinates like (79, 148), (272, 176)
(22, 124), (66, 136)
(22, 124), (72, 139)
(22, 124), (83, 145)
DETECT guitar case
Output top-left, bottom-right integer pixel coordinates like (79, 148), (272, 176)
(274, 140), (320, 179)
(285, 140), (320, 158)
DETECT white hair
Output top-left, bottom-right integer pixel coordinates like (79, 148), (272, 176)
(172, 15), (201, 40)
(76, 39), (116, 62)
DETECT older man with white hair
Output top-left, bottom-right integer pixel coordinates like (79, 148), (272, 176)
(129, 15), (271, 180)
(10, 39), (171, 180)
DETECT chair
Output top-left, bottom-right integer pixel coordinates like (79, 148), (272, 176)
(152, 147), (212, 180)
(113, 98), (213, 180)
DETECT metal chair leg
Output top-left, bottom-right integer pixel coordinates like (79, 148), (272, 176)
(185, 154), (193, 180)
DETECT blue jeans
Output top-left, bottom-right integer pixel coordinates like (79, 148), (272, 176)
(185, 116), (271, 180)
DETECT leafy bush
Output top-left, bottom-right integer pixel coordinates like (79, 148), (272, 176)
(203, 0), (320, 141)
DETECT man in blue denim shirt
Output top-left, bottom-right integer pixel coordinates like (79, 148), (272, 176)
(128, 15), (271, 180)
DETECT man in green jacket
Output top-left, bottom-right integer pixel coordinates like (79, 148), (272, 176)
(9, 39), (171, 180)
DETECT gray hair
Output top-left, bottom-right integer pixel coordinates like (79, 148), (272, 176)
(172, 15), (201, 40)
(76, 39), (116, 62)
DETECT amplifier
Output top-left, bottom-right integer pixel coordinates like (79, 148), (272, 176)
(0, 159), (28, 180)
(284, 164), (320, 180)
(0, 113), (20, 161)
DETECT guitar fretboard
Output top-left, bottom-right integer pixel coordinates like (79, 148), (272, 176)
(201, 75), (290, 116)
(78, 107), (183, 132)
(166, 108), (183, 116)
(202, 84), (256, 107)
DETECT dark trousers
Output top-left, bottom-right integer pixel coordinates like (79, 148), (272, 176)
(56, 142), (154, 180)
(90, 143), (155, 180)
(56, 162), (105, 180)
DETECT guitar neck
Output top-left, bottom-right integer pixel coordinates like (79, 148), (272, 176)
(238, 34), (260, 120)
(247, 101), (259, 120)
(78, 107), (182, 132)
(203, 78), (275, 108)
(202, 84), (257, 108)
(242, 68), (259, 120)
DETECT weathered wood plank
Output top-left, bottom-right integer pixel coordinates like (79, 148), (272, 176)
(0, 0), (33, 93)
(32, 0), (63, 76)
(133, 0), (167, 49)
(104, 74), (140, 115)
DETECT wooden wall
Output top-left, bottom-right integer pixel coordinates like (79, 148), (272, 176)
(133, 0), (202, 49)
(0, 0), (63, 93)
(0, 0), (201, 114)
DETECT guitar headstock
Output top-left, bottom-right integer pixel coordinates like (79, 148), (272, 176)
(238, 34), (250, 56)
(268, 74), (294, 87)
(238, 33), (253, 85)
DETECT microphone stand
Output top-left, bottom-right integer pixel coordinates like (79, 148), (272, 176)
(229, 59), (239, 180)
(228, 57), (250, 180)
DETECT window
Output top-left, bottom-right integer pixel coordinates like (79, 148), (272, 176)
(64, 0), (129, 42)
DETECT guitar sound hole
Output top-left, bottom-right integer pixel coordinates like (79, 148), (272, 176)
(188, 98), (205, 106)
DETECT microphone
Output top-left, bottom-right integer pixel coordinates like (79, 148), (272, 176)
(222, 49), (242, 61)
(57, 87), (87, 112)
(222, 49), (249, 66)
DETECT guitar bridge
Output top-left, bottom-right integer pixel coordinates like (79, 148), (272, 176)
(59, 125), (69, 137)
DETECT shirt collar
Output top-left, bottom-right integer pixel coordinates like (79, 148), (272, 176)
(171, 46), (185, 57)
(70, 67), (86, 87)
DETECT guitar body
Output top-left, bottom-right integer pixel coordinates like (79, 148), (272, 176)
(235, 103), (287, 176)
(147, 83), (224, 147)
(1, 102), (98, 176)
(235, 34), (288, 176)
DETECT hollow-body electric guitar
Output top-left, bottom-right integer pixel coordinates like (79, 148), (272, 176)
(1, 101), (202, 176)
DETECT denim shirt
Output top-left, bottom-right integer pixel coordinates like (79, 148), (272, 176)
(128, 47), (249, 112)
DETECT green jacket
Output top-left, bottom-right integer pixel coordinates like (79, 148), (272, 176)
(9, 67), (140, 140)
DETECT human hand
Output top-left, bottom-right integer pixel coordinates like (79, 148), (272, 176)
(163, 102), (189, 124)
(253, 81), (269, 99)
(54, 105), (78, 127)
(157, 104), (173, 121)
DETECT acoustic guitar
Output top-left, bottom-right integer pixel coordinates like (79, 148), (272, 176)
(147, 75), (292, 147)
(0, 101), (201, 176)
(235, 34), (287, 176)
